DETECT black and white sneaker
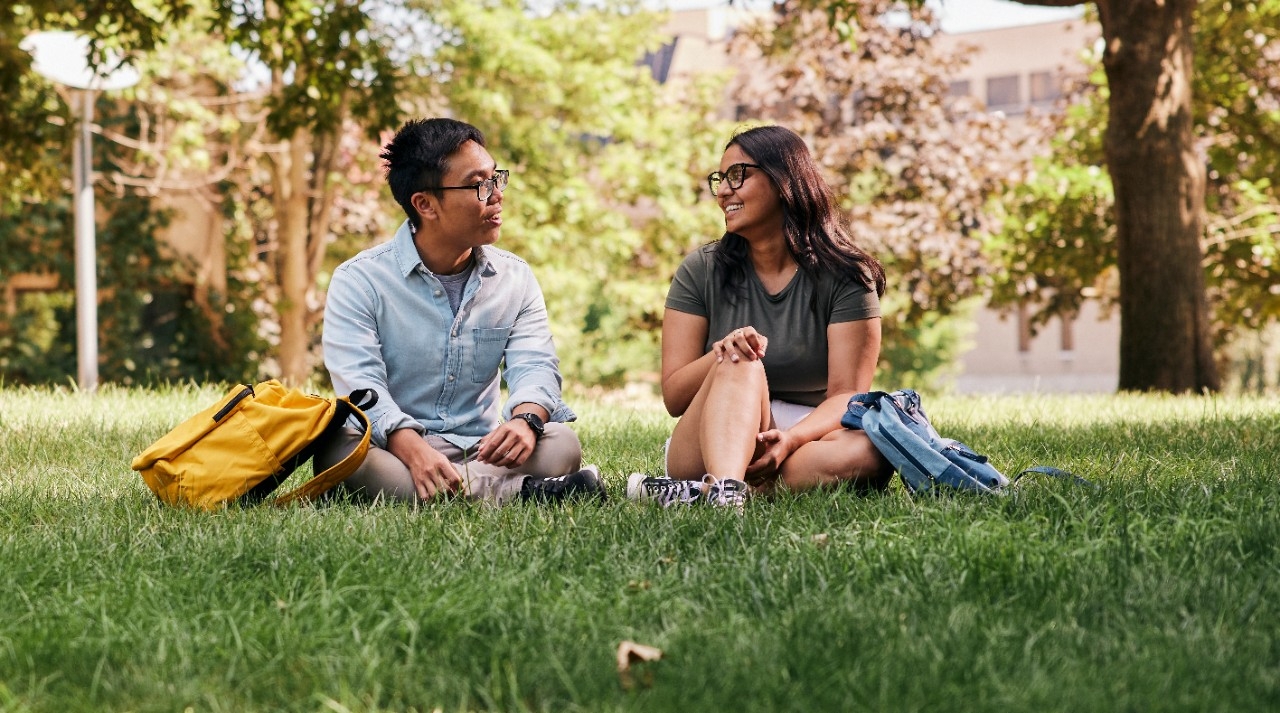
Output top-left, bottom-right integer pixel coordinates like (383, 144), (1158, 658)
(625, 473), (704, 507)
(703, 475), (748, 510)
(520, 465), (608, 503)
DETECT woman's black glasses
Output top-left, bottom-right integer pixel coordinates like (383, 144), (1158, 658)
(707, 163), (761, 195)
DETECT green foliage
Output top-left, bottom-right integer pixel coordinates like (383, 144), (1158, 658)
(981, 79), (1116, 330)
(212, 0), (404, 140)
(0, 71), (268, 386)
(0, 186), (266, 386)
(1197, 0), (1280, 333)
(4, 0), (728, 388)
(2, 387), (1280, 710)
(877, 293), (976, 391)
(97, 195), (268, 385)
(0, 292), (76, 383)
(423, 0), (728, 385)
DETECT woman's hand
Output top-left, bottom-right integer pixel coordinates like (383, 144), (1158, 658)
(745, 428), (797, 482)
(713, 326), (768, 363)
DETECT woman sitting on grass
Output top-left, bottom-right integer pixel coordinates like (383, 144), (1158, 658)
(627, 125), (892, 507)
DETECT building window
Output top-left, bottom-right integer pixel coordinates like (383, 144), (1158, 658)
(986, 74), (1021, 111)
(947, 79), (971, 98)
(1017, 302), (1031, 353)
(1029, 71), (1062, 105)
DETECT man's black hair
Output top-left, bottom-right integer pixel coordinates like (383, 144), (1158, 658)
(381, 118), (486, 229)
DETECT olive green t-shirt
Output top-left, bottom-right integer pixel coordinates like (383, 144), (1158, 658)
(665, 243), (881, 407)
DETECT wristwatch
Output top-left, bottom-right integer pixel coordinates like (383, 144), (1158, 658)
(511, 412), (545, 441)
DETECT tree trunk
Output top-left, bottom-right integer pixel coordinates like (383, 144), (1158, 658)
(267, 122), (345, 386)
(1098, 0), (1219, 392)
(270, 132), (314, 385)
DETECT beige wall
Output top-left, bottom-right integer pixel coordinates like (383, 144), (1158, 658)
(157, 192), (227, 295)
(955, 301), (1119, 393)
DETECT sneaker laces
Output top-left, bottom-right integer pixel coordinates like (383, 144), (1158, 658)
(648, 478), (701, 507)
(704, 476), (748, 509)
(626, 474), (702, 507)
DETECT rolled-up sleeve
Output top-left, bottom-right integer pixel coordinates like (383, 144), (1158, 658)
(500, 273), (576, 423)
(323, 266), (424, 448)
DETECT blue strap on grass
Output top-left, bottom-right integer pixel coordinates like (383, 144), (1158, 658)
(1011, 465), (1099, 490)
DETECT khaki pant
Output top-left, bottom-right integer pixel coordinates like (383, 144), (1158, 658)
(314, 423), (582, 505)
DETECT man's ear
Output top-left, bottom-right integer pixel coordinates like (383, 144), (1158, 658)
(411, 192), (439, 223)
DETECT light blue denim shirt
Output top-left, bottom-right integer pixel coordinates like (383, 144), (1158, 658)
(323, 221), (575, 450)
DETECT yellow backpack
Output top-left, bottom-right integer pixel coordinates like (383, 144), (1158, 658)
(131, 380), (378, 509)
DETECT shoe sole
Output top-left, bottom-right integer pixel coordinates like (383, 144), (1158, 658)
(625, 472), (650, 501)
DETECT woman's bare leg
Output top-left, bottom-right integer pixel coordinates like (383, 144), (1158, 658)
(666, 358), (771, 481)
(774, 429), (892, 492)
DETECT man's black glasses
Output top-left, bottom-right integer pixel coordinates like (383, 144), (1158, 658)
(707, 163), (761, 195)
(423, 169), (509, 202)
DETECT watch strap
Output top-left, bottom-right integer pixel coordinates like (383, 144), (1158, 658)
(512, 412), (545, 440)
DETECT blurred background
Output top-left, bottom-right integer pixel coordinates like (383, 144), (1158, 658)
(2, 0), (1277, 395)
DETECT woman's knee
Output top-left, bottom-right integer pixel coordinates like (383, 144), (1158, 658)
(824, 429), (893, 483)
(710, 357), (767, 390)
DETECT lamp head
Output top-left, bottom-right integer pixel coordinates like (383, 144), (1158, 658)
(20, 31), (140, 91)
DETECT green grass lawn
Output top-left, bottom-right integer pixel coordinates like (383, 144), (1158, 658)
(2, 384), (1278, 712)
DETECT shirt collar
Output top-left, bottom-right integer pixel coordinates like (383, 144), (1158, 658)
(392, 220), (500, 279)
(391, 221), (421, 279)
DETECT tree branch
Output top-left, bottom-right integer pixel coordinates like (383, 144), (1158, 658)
(1001, 0), (1086, 7)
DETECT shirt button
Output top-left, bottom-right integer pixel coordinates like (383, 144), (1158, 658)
(447, 374), (455, 382)
(434, 290), (443, 297)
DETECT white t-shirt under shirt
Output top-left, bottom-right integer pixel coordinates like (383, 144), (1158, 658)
(665, 243), (881, 408)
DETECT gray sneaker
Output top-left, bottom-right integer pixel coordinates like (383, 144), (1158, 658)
(626, 473), (703, 507)
(703, 476), (748, 510)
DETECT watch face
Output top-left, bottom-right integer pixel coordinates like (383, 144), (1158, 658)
(517, 413), (544, 436)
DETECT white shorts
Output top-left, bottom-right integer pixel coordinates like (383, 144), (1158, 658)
(664, 399), (816, 476)
(769, 399), (815, 431)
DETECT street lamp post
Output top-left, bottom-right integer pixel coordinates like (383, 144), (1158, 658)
(20, 31), (139, 392)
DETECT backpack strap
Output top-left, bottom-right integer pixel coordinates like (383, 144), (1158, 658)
(273, 389), (379, 506)
(1011, 465), (1099, 490)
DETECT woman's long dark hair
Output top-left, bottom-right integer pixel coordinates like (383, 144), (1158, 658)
(713, 125), (886, 299)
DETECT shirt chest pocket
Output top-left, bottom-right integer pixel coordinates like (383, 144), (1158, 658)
(471, 326), (512, 383)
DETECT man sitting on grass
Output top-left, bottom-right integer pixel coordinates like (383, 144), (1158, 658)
(315, 117), (604, 505)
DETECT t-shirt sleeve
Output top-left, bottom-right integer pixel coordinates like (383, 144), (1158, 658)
(830, 275), (882, 323)
(665, 249), (710, 317)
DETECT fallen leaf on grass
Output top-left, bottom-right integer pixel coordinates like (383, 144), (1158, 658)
(616, 640), (663, 690)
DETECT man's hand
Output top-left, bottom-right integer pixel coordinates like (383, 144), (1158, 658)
(475, 418), (538, 469)
(387, 428), (462, 500)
